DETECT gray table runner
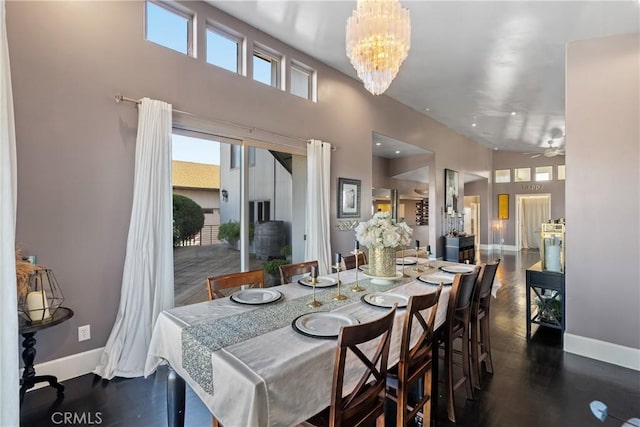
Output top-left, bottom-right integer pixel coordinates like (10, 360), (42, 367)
(182, 276), (413, 394)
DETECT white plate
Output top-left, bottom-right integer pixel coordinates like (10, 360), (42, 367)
(417, 273), (454, 286)
(230, 289), (283, 305)
(362, 292), (409, 308)
(362, 271), (403, 285)
(293, 312), (359, 338)
(439, 264), (476, 274)
(396, 257), (417, 265)
(298, 276), (338, 288)
(358, 264), (369, 272)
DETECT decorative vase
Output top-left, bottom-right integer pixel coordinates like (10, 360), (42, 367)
(367, 246), (397, 277)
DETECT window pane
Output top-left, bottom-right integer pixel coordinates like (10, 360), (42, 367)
(495, 169), (510, 183)
(514, 168), (531, 182)
(558, 165), (566, 180)
(253, 54), (273, 86)
(146, 2), (188, 54)
(206, 29), (238, 73)
(291, 66), (310, 99)
(249, 147), (256, 166)
(230, 145), (241, 169)
(535, 166), (553, 181)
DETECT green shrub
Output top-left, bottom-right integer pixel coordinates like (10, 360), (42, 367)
(217, 221), (255, 242)
(263, 258), (289, 275)
(173, 194), (204, 245)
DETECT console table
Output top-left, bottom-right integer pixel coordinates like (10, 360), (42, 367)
(525, 262), (565, 341)
(443, 235), (475, 263)
(18, 306), (74, 405)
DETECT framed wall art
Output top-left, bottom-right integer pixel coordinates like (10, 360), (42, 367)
(498, 193), (509, 219)
(337, 178), (361, 218)
(444, 169), (459, 213)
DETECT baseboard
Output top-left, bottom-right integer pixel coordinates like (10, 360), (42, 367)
(483, 244), (518, 252)
(564, 334), (640, 371)
(21, 347), (104, 391)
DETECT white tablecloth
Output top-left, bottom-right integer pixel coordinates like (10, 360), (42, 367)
(144, 263), (501, 427)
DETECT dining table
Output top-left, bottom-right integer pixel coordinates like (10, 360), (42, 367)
(144, 258), (501, 427)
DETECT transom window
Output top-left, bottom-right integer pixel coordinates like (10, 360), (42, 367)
(253, 45), (281, 88)
(495, 169), (510, 183)
(145, 1), (193, 56)
(291, 61), (314, 100)
(514, 168), (531, 182)
(535, 166), (553, 181)
(557, 165), (566, 180)
(206, 25), (243, 74)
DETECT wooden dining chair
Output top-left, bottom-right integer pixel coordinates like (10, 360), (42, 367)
(302, 306), (397, 427)
(278, 260), (319, 285)
(470, 259), (500, 390)
(341, 252), (367, 270)
(439, 267), (480, 423)
(206, 269), (264, 300)
(386, 286), (442, 427)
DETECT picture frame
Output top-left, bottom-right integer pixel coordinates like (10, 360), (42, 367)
(444, 169), (459, 213)
(498, 193), (509, 219)
(337, 178), (361, 218)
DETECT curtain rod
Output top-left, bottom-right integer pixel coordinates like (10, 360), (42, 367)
(112, 92), (334, 150)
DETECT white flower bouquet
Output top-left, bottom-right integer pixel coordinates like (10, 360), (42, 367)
(355, 211), (413, 248)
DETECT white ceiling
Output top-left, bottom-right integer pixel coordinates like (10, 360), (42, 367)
(211, 1), (639, 153)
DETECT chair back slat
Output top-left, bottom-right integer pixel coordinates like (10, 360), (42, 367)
(342, 253), (367, 270)
(330, 306), (396, 427)
(447, 267), (480, 326)
(278, 260), (319, 285)
(206, 269), (264, 300)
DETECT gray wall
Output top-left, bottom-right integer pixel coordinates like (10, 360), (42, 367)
(492, 151), (566, 246)
(565, 33), (639, 349)
(7, 1), (492, 362)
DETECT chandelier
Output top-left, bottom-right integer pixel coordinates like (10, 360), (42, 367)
(346, 0), (411, 95)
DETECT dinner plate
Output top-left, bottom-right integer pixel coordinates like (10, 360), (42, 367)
(439, 264), (476, 274)
(298, 276), (338, 288)
(417, 273), (454, 286)
(362, 292), (409, 308)
(292, 312), (359, 338)
(395, 257), (417, 265)
(230, 288), (283, 305)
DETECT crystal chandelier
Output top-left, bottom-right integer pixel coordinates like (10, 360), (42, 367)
(346, 0), (411, 95)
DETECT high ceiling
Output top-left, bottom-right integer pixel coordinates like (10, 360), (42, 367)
(210, 1), (639, 153)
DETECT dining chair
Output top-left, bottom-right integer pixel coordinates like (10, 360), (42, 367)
(470, 259), (500, 390)
(279, 260), (319, 285)
(439, 267), (480, 423)
(302, 306), (397, 427)
(206, 269), (264, 300)
(386, 286), (442, 427)
(341, 252), (367, 270)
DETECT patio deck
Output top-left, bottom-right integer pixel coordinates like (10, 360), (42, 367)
(173, 244), (266, 306)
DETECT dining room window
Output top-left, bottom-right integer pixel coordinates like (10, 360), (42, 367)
(557, 165), (566, 180)
(290, 60), (315, 101)
(145, 1), (194, 56)
(514, 168), (531, 182)
(253, 44), (282, 88)
(206, 25), (243, 74)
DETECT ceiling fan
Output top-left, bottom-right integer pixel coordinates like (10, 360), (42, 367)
(527, 139), (565, 158)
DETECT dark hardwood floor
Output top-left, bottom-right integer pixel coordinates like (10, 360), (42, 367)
(20, 250), (640, 427)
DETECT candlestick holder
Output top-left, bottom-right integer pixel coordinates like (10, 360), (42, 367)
(332, 263), (347, 300)
(351, 249), (365, 292)
(400, 246), (409, 278)
(307, 276), (323, 307)
(412, 246), (424, 273)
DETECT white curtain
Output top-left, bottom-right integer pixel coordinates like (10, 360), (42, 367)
(521, 197), (549, 249)
(0, 1), (19, 424)
(305, 140), (332, 274)
(95, 98), (174, 379)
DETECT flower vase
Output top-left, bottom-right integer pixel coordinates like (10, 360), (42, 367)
(368, 246), (397, 278)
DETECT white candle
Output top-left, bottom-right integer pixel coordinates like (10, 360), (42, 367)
(447, 206), (453, 215)
(26, 290), (51, 321)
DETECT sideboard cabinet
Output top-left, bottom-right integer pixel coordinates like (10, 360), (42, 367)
(443, 235), (475, 263)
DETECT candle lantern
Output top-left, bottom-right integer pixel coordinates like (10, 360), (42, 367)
(18, 269), (64, 323)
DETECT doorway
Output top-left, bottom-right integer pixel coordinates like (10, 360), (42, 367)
(463, 195), (480, 250)
(515, 194), (551, 250)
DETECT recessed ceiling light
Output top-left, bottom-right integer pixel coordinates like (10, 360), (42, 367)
(494, 147), (499, 151)
(511, 111), (516, 116)
(425, 107), (430, 112)
(471, 123), (477, 127)
(395, 150), (401, 154)
(375, 142), (382, 146)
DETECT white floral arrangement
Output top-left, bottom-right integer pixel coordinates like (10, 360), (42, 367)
(355, 211), (413, 248)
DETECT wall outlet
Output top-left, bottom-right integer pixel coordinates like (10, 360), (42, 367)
(78, 325), (91, 342)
